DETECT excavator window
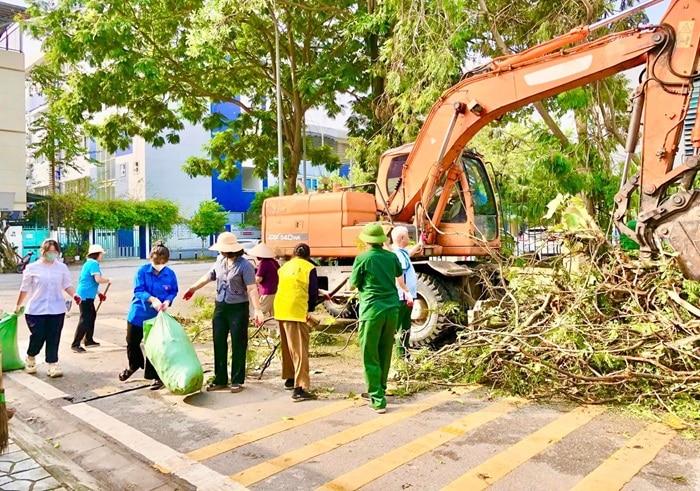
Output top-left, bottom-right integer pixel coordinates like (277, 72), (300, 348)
(386, 155), (407, 196)
(462, 155), (498, 241)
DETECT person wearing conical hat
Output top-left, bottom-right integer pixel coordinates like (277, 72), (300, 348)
(182, 232), (264, 393)
(349, 223), (412, 414)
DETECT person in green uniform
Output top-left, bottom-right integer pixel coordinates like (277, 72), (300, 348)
(349, 223), (412, 413)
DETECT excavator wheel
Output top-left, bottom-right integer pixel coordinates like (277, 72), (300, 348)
(323, 297), (357, 319)
(409, 274), (456, 347)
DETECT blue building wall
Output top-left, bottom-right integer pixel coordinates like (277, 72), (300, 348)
(209, 101), (262, 216)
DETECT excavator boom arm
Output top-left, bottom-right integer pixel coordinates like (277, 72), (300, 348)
(380, 0), (699, 278)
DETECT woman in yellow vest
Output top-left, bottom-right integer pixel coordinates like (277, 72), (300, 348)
(274, 243), (319, 402)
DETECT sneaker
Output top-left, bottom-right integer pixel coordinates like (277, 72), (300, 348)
(24, 360), (37, 375)
(84, 342), (101, 347)
(71, 346), (87, 353)
(230, 384), (243, 393)
(284, 378), (295, 390)
(374, 407), (386, 414)
(47, 366), (63, 378)
(360, 392), (370, 401)
(292, 388), (316, 402)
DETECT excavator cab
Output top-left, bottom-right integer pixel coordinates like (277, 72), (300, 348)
(424, 153), (499, 239)
(379, 145), (500, 257)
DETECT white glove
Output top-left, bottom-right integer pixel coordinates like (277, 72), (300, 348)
(151, 298), (162, 311)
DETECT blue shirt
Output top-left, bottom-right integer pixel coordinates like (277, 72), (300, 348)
(393, 246), (417, 300)
(208, 256), (256, 304)
(76, 258), (102, 299)
(126, 263), (178, 327)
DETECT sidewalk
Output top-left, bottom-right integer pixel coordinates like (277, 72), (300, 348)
(2, 416), (98, 491)
(1, 439), (65, 491)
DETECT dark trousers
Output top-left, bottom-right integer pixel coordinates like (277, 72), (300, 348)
(395, 301), (412, 359)
(72, 299), (96, 347)
(212, 301), (249, 385)
(26, 314), (65, 364)
(126, 322), (159, 380)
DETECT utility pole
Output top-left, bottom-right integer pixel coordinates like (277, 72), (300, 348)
(273, 3), (284, 196)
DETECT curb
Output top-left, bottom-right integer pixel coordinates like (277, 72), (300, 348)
(9, 417), (105, 491)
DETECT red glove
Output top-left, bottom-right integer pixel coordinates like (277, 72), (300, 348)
(73, 295), (82, 306)
(183, 290), (194, 301)
(406, 300), (414, 308)
(98, 293), (107, 302)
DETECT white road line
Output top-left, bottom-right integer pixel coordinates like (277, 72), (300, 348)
(9, 366), (248, 490)
(64, 404), (248, 491)
(7, 372), (69, 400)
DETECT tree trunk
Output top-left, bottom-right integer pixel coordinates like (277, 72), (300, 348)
(574, 109), (596, 217)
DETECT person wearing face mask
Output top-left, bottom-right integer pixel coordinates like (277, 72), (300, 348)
(183, 232), (264, 393)
(13, 239), (80, 378)
(119, 241), (178, 390)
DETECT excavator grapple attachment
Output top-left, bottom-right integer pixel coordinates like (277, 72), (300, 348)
(665, 195), (700, 281)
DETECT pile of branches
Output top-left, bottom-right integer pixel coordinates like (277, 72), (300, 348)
(402, 248), (700, 424)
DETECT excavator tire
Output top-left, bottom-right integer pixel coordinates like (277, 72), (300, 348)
(409, 273), (455, 347)
(323, 297), (357, 319)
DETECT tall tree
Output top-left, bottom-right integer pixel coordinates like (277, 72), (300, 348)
(26, 64), (93, 195)
(351, 0), (646, 227)
(23, 0), (362, 195)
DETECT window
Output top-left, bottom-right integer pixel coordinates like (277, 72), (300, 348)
(120, 163), (126, 177)
(385, 155), (407, 196)
(133, 161), (139, 173)
(242, 167), (261, 192)
(462, 154), (498, 241)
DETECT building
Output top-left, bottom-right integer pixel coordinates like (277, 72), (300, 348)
(24, 75), (352, 257)
(0, 1), (26, 214)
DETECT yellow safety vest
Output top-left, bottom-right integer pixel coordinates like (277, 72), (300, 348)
(274, 257), (315, 322)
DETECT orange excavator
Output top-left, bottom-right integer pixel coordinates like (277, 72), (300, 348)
(263, 0), (699, 345)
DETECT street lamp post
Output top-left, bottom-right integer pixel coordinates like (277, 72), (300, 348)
(273, 5), (284, 196)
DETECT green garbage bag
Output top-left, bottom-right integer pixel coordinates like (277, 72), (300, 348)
(0, 309), (26, 371)
(143, 312), (203, 395)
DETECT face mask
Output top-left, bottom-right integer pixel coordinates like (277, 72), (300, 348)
(45, 252), (58, 262)
(152, 263), (165, 271)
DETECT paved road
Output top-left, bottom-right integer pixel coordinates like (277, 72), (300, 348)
(1, 259), (698, 490)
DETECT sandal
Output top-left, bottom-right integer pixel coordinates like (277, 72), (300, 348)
(24, 360), (37, 375)
(230, 384), (243, 393)
(119, 368), (136, 382)
(206, 383), (228, 392)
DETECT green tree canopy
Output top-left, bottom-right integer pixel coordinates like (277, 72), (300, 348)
(188, 199), (228, 252)
(23, 0), (361, 195)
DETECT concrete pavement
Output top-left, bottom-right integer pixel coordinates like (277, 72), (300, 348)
(0, 258), (698, 490)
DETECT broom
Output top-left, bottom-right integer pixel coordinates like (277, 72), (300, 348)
(0, 347), (8, 453)
(95, 282), (111, 314)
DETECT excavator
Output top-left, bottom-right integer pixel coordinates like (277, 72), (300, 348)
(262, 0), (699, 346)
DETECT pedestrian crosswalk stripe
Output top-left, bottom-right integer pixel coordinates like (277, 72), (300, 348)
(315, 398), (524, 491)
(187, 398), (363, 461)
(441, 405), (606, 490)
(570, 422), (675, 491)
(231, 389), (472, 486)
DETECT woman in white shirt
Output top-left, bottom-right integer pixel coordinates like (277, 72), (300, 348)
(14, 239), (81, 378)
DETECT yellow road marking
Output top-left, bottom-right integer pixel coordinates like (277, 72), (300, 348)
(187, 398), (363, 461)
(316, 398), (524, 491)
(231, 389), (474, 487)
(442, 405), (606, 490)
(570, 422), (675, 491)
